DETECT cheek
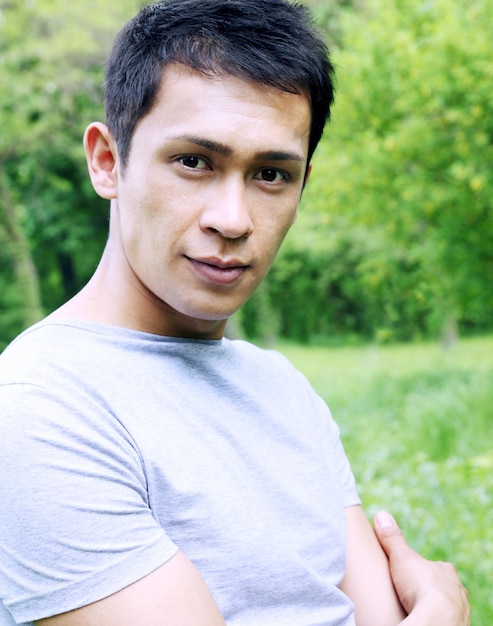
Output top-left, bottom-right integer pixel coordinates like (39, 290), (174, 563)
(255, 218), (294, 276)
(265, 208), (297, 247)
(120, 187), (182, 245)
(116, 203), (168, 273)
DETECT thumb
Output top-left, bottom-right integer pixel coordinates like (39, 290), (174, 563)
(373, 511), (470, 625)
(373, 510), (422, 614)
(373, 510), (410, 560)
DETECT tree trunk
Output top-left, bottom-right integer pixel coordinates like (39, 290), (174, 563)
(0, 167), (43, 328)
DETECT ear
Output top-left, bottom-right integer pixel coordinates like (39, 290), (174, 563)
(83, 122), (119, 200)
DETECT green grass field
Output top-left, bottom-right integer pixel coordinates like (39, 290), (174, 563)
(275, 336), (493, 625)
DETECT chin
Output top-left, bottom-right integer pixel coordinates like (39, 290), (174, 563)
(178, 298), (245, 322)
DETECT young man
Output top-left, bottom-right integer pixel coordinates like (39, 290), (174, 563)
(0, 1), (469, 625)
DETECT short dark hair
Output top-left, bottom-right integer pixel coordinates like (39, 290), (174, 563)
(105, 0), (335, 169)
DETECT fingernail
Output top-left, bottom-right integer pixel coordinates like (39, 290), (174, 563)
(375, 511), (395, 529)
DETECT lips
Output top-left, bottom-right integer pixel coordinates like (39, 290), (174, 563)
(186, 256), (250, 286)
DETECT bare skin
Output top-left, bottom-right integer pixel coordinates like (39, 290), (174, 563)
(374, 512), (470, 626)
(53, 64), (310, 340)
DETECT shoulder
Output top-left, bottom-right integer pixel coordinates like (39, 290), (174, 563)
(225, 338), (301, 374)
(0, 319), (141, 466)
(223, 338), (323, 407)
(0, 318), (153, 391)
(0, 319), (99, 382)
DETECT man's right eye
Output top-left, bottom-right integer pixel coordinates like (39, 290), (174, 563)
(179, 155), (209, 169)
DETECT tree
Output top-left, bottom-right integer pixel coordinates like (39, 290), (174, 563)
(0, 0), (144, 347)
(296, 0), (493, 341)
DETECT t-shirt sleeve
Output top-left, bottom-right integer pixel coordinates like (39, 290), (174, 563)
(331, 426), (361, 508)
(275, 351), (361, 509)
(314, 388), (361, 508)
(0, 383), (178, 624)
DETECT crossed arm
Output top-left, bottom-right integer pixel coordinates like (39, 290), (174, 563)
(340, 507), (470, 626)
(373, 511), (470, 626)
(36, 506), (469, 626)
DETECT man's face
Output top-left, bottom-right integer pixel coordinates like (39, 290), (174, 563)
(108, 63), (311, 338)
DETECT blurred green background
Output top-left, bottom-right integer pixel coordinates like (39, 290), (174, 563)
(1, 0), (492, 348)
(1, 0), (492, 622)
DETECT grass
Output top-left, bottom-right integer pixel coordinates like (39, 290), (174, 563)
(274, 335), (493, 625)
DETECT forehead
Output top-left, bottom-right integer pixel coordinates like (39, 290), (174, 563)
(133, 63), (312, 156)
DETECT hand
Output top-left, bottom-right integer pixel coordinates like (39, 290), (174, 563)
(373, 511), (470, 626)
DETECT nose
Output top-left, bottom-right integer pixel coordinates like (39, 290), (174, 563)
(199, 178), (254, 240)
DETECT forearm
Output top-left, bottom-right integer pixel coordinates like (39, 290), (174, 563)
(341, 506), (406, 625)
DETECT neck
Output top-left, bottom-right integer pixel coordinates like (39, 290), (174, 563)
(49, 245), (229, 340)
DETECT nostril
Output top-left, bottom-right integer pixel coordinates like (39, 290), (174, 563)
(200, 208), (253, 240)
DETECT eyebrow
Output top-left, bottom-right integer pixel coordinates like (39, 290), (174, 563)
(170, 135), (305, 163)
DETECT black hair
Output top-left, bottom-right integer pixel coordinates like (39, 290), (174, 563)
(105, 0), (335, 168)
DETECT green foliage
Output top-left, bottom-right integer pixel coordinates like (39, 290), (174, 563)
(277, 335), (493, 624)
(1, 0), (493, 348)
(0, 0), (145, 348)
(292, 0), (493, 342)
(302, 0), (362, 48)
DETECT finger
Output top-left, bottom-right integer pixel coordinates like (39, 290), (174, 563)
(373, 511), (413, 560)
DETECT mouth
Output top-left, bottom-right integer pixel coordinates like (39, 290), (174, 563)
(186, 256), (250, 286)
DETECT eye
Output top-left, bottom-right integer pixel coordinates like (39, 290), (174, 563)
(179, 155), (210, 170)
(254, 168), (288, 183)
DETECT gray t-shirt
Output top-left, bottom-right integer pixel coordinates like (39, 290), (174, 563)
(0, 319), (360, 625)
